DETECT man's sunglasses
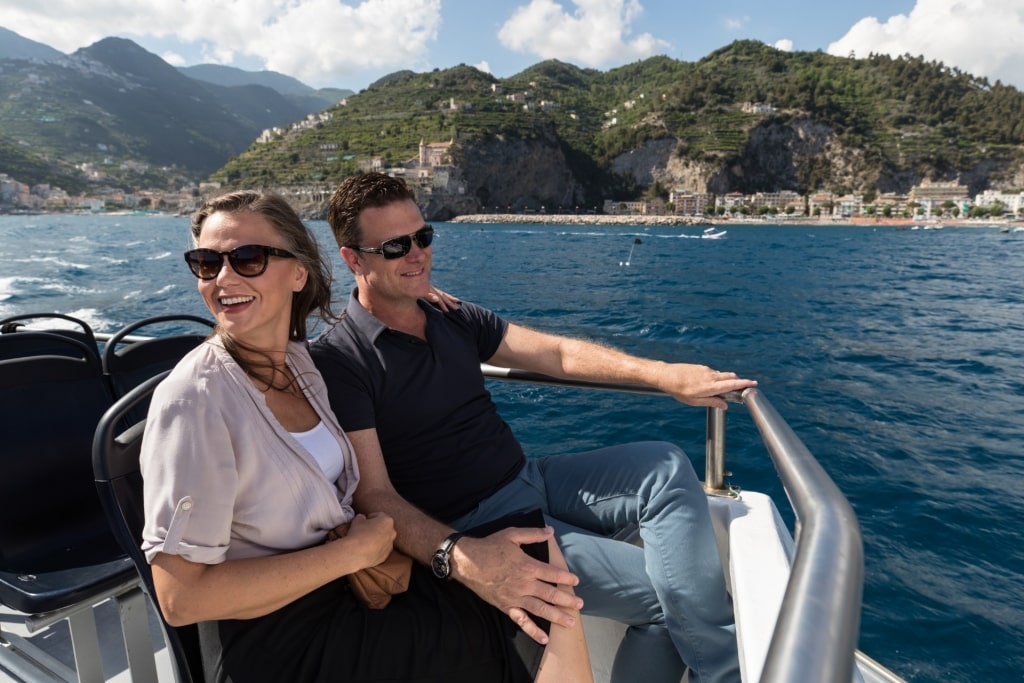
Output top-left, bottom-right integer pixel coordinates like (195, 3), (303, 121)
(183, 244), (296, 280)
(350, 225), (434, 259)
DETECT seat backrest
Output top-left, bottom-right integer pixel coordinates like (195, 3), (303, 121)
(0, 312), (100, 362)
(101, 314), (214, 422)
(0, 330), (121, 572)
(92, 371), (207, 683)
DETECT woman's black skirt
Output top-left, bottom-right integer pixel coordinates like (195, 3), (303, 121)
(209, 510), (550, 683)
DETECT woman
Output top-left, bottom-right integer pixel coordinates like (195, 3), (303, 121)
(140, 190), (592, 682)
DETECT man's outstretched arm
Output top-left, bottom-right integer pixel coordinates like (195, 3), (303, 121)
(345, 428), (583, 644)
(490, 323), (757, 410)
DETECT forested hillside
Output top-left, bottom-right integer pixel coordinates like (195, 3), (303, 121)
(213, 40), (1024, 208)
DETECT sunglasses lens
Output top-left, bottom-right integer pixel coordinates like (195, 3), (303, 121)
(380, 235), (413, 259)
(184, 245), (272, 279)
(414, 226), (434, 249)
(185, 249), (222, 279)
(228, 245), (269, 276)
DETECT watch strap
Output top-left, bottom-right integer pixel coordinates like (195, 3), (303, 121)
(440, 531), (464, 553)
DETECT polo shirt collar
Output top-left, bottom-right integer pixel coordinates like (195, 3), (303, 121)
(344, 288), (440, 344)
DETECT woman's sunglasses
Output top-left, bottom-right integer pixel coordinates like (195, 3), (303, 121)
(350, 225), (434, 259)
(183, 244), (296, 280)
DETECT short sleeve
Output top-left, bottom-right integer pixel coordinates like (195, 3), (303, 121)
(140, 379), (238, 565)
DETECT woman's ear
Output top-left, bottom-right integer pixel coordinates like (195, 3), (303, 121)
(292, 261), (309, 293)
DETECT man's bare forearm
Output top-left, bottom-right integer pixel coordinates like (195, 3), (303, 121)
(352, 485), (450, 564)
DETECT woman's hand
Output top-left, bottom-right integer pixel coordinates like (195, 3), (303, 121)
(343, 513), (396, 569)
(422, 286), (461, 312)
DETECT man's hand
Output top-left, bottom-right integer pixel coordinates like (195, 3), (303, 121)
(451, 526), (582, 644)
(659, 363), (757, 410)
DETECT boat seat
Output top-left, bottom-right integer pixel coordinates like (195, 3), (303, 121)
(0, 312), (100, 362)
(101, 314), (214, 421)
(93, 371), (214, 683)
(0, 323), (154, 682)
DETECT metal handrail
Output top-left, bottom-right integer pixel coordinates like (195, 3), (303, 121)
(741, 387), (863, 683)
(480, 364), (866, 683)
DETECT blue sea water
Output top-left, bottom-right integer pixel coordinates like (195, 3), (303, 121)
(2, 215), (1023, 681)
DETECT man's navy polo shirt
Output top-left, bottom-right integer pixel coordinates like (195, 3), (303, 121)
(309, 291), (527, 522)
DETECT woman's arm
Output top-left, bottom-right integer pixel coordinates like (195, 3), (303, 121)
(152, 513), (394, 626)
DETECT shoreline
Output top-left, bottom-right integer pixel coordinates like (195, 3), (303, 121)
(448, 213), (1020, 228)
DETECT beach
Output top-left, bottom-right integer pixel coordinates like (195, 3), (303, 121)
(449, 213), (1020, 228)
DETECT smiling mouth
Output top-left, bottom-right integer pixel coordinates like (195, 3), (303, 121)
(220, 295), (255, 306)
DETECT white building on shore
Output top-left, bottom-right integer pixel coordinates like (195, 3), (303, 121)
(974, 190), (1023, 216)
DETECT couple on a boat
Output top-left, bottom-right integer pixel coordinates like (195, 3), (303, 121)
(141, 172), (755, 682)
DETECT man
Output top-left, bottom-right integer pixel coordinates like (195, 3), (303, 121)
(309, 173), (756, 683)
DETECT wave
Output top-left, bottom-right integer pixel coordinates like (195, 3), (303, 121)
(64, 307), (118, 334)
(14, 255), (92, 270)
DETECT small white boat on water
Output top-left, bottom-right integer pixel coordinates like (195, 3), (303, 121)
(0, 314), (906, 683)
(701, 227), (727, 239)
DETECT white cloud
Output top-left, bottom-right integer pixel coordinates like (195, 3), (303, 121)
(497, 0), (670, 67)
(0, 0), (443, 87)
(828, 0), (1024, 88)
(161, 51), (186, 67)
(475, 60), (492, 74)
(774, 39), (794, 53)
(724, 15), (750, 31)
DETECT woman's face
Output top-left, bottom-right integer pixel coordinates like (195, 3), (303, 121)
(196, 210), (308, 349)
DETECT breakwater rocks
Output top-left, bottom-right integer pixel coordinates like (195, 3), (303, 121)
(449, 213), (709, 226)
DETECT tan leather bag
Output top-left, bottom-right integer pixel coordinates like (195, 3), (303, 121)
(326, 523), (413, 609)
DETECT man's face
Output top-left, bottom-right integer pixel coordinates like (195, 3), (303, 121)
(346, 198), (433, 304)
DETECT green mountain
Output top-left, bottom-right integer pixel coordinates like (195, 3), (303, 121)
(0, 34), (337, 191)
(0, 26), (62, 61)
(178, 64), (353, 112)
(3, 35), (1022, 212)
(212, 41), (1024, 215)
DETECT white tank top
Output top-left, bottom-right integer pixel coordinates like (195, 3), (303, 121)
(290, 421), (344, 482)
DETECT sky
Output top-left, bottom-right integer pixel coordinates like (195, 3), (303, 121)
(2, 0), (1024, 92)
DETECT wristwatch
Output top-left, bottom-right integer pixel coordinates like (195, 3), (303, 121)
(430, 532), (464, 579)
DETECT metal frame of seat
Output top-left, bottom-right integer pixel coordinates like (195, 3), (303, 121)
(101, 315), (214, 417)
(93, 371), (207, 683)
(0, 312), (100, 362)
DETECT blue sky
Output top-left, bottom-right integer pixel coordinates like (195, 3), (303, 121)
(2, 1), (1022, 91)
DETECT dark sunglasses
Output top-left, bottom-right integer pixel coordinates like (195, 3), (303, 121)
(183, 244), (296, 280)
(350, 225), (434, 259)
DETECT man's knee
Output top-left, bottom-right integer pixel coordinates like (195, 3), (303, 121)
(626, 441), (699, 484)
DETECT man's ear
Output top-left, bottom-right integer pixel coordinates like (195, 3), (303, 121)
(340, 246), (361, 274)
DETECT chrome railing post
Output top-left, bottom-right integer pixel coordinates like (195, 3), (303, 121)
(704, 406), (728, 492)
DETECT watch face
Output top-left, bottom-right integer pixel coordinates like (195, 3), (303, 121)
(431, 551), (450, 579)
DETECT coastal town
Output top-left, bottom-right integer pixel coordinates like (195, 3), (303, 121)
(3, 162), (1023, 227)
(3, 135), (1023, 226)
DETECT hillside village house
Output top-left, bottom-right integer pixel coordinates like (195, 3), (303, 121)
(908, 179), (972, 217)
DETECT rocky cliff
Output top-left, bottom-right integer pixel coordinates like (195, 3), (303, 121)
(455, 124), (587, 213)
(607, 119), (1022, 199)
